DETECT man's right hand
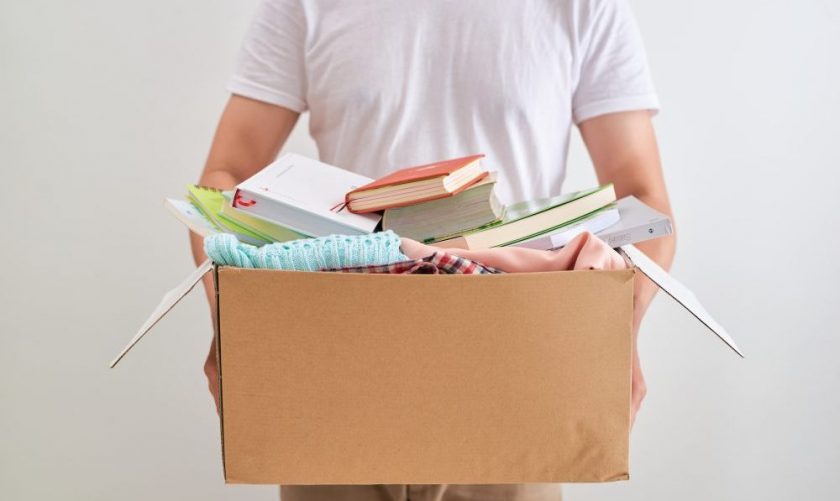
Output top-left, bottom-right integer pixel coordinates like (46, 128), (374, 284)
(204, 336), (221, 413)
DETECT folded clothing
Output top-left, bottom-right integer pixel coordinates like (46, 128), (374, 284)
(329, 252), (502, 275)
(204, 231), (407, 271)
(204, 230), (626, 275)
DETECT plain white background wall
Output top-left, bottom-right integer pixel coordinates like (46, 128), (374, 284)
(1, 1), (838, 499)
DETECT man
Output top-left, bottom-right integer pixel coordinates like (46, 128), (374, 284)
(192, 0), (676, 499)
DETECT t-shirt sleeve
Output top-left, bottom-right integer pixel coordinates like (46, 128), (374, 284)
(227, 0), (308, 112)
(572, 0), (659, 124)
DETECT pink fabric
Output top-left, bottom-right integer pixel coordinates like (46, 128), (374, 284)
(327, 251), (502, 275)
(400, 232), (627, 273)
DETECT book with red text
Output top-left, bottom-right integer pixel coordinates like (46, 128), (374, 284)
(344, 154), (488, 213)
(233, 153), (380, 236)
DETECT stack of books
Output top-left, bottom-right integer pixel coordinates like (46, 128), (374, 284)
(381, 173), (503, 242)
(166, 152), (672, 251)
(344, 154), (504, 242)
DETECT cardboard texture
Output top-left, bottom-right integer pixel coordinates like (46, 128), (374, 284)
(216, 267), (635, 485)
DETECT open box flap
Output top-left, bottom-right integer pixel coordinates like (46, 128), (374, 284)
(110, 245), (744, 367)
(619, 244), (744, 358)
(109, 259), (213, 368)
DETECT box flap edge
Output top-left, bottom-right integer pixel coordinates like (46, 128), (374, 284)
(619, 244), (744, 358)
(109, 259), (214, 368)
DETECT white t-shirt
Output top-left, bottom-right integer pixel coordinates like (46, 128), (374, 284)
(229, 0), (659, 204)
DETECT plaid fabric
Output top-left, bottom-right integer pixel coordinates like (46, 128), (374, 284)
(328, 251), (503, 275)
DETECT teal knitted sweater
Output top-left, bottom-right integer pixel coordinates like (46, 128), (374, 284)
(204, 231), (408, 271)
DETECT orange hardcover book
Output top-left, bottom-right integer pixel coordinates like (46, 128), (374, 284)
(345, 154), (487, 213)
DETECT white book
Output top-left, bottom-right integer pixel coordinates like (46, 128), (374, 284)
(233, 153), (381, 236)
(597, 196), (673, 248)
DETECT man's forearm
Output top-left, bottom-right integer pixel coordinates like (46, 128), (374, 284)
(579, 110), (673, 423)
(190, 169), (243, 412)
(578, 111), (677, 333)
(190, 95), (301, 301)
(630, 219), (676, 333)
(190, 169), (242, 304)
(190, 96), (301, 410)
(613, 187), (676, 335)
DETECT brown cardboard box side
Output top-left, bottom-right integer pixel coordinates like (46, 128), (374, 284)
(215, 266), (635, 485)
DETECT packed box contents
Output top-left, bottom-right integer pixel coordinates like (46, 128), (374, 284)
(113, 152), (742, 485)
(164, 153), (675, 252)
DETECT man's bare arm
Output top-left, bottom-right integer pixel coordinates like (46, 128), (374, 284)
(579, 110), (677, 424)
(191, 95), (300, 410)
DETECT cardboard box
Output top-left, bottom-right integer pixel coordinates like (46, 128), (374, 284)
(216, 266), (635, 484)
(111, 244), (741, 485)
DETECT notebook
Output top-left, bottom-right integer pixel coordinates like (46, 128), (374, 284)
(345, 154), (488, 213)
(234, 153), (381, 236)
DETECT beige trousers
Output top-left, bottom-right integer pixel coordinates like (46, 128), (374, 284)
(280, 484), (563, 501)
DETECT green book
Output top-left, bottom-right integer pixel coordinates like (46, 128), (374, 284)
(432, 184), (616, 249)
(186, 185), (270, 245)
